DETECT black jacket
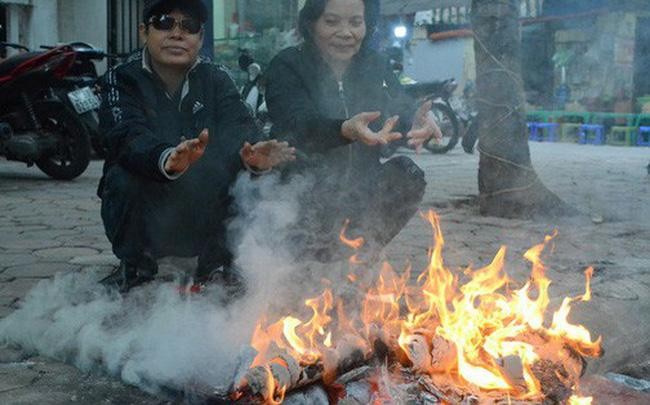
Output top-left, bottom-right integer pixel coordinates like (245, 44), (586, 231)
(266, 45), (416, 177)
(98, 51), (260, 202)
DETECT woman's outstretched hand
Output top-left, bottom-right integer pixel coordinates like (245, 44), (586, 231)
(407, 100), (443, 153)
(341, 112), (402, 146)
(164, 129), (209, 175)
(241, 140), (296, 171)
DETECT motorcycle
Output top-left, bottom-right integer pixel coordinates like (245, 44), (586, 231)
(0, 44), (90, 180)
(458, 81), (479, 154)
(381, 78), (461, 157)
(42, 42), (123, 158)
(238, 49), (271, 136)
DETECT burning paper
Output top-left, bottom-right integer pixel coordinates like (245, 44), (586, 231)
(234, 210), (602, 403)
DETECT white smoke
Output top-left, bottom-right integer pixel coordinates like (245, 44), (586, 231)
(0, 172), (319, 397)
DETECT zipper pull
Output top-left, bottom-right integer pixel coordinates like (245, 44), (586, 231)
(338, 81), (350, 119)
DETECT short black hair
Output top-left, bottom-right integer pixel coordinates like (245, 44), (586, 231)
(298, 0), (379, 47)
(143, 0), (208, 24)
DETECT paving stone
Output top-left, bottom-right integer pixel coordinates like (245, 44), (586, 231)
(0, 234), (63, 250)
(0, 364), (40, 393)
(0, 345), (27, 363)
(69, 254), (119, 267)
(0, 390), (74, 405)
(1, 262), (79, 279)
(33, 247), (100, 260)
(0, 306), (16, 318)
(0, 278), (39, 301)
(0, 254), (40, 268)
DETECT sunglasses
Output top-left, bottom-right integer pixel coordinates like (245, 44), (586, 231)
(148, 15), (203, 35)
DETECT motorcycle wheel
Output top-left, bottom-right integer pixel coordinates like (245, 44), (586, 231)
(423, 101), (460, 154)
(35, 102), (91, 180)
(90, 133), (108, 159)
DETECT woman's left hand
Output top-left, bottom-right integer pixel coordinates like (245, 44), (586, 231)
(406, 100), (443, 153)
(241, 140), (296, 171)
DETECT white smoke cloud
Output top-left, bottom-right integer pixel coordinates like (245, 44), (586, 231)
(0, 172), (321, 398)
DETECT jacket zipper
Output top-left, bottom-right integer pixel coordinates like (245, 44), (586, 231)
(338, 81), (350, 119)
(338, 81), (353, 182)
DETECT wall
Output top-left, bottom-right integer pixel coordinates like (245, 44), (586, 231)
(58, 0), (107, 49)
(4, 0), (58, 51)
(404, 36), (475, 90)
(57, 0), (108, 73)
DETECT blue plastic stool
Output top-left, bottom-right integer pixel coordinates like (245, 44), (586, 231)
(638, 127), (650, 146)
(579, 124), (605, 145)
(527, 122), (540, 141)
(527, 122), (559, 142)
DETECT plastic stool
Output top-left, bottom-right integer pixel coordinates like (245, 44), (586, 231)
(579, 124), (605, 145)
(560, 123), (582, 143)
(608, 126), (636, 146)
(527, 122), (539, 141)
(638, 127), (650, 146)
(528, 122), (559, 142)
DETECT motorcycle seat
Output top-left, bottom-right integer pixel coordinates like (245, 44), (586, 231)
(0, 52), (43, 79)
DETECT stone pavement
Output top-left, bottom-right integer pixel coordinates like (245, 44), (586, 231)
(0, 142), (649, 404)
(0, 161), (160, 403)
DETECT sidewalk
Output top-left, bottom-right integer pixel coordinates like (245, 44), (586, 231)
(0, 142), (648, 403)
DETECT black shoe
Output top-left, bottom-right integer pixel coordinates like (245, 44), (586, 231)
(100, 259), (157, 294)
(194, 265), (247, 301)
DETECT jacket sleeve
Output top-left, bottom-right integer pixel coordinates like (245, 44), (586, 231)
(100, 68), (174, 182)
(265, 54), (351, 154)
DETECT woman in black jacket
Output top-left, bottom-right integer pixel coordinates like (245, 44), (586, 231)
(266, 0), (441, 261)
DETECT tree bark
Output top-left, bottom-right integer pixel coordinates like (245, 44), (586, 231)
(471, 0), (577, 218)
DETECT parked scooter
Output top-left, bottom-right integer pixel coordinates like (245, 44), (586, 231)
(238, 49), (271, 135)
(0, 44), (90, 180)
(458, 81), (479, 154)
(381, 78), (461, 157)
(42, 42), (124, 158)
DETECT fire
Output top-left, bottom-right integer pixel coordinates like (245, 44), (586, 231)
(248, 210), (602, 402)
(339, 218), (364, 250)
(568, 394), (593, 405)
(264, 365), (286, 404)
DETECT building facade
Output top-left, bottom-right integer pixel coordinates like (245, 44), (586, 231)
(1, 1), (302, 73)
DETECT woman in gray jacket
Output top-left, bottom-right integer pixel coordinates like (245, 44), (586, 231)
(266, 0), (441, 262)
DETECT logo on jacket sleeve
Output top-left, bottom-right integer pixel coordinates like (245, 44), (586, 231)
(192, 101), (205, 115)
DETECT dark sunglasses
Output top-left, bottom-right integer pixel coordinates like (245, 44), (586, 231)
(148, 15), (203, 35)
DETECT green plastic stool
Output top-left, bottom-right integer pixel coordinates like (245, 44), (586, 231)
(608, 126), (637, 146)
(560, 123), (582, 143)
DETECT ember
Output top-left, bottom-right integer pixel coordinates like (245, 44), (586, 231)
(233, 211), (603, 404)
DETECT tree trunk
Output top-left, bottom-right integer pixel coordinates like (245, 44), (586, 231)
(471, 0), (577, 218)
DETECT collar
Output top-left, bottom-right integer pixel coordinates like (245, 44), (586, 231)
(141, 48), (202, 74)
(141, 48), (203, 109)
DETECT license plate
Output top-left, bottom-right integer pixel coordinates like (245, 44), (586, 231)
(67, 87), (101, 114)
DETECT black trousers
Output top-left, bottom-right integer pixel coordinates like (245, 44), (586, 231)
(291, 155), (426, 261)
(100, 165), (232, 272)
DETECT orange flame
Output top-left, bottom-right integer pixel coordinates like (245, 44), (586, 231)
(339, 219), (365, 250)
(568, 394), (593, 405)
(263, 365), (286, 405)
(249, 210), (602, 402)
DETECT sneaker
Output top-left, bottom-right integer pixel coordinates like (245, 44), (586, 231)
(100, 259), (156, 294)
(194, 265), (247, 301)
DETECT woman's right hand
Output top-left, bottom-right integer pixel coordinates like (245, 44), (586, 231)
(341, 112), (402, 146)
